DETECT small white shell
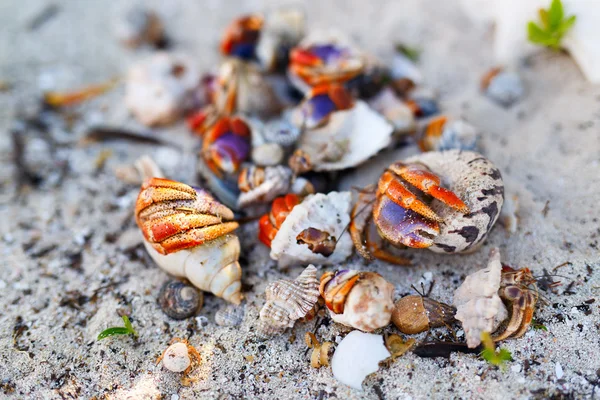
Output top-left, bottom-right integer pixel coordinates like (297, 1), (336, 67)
(484, 69), (524, 107)
(294, 101), (394, 171)
(251, 143), (285, 166)
(331, 331), (390, 390)
(162, 342), (191, 373)
(419, 118), (479, 152)
(403, 150), (504, 254)
(125, 53), (199, 126)
(237, 166), (292, 208)
(270, 192), (353, 268)
(215, 304), (245, 327)
(257, 265), (320, 336)
(453, 247), (509, 348)
(368, 88), (416, 134)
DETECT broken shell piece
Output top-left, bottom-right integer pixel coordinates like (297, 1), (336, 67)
(402, 150), (504, 254)
(331, 331), (390, 390)
(481, 67), (524, 108)
(417, 116), (479, 152)
(453, 247), (509, 348)
(293, 100), (394, 172)
(215, 304), (245, 327)
(256, 8), (305, 71)
(391, 295), (456, 334)
(500, 193), (519, 234)
(270, 192), (353, 268)
(237, 165), (293, 208)
(115, 6), (164, 48)
(257, 265), (320, 337)
(320, 270), (395, 332)
(125, 53), (199, 126)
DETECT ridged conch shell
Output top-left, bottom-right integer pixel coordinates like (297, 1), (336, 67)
(135, 178), (243, 304)
(320, 270), (395, 332)
(270, 192), (353, 268)
(293, 101), (394, 171)
(215, 304), (245, 327)
(237, 165), (292, 208)
(257, 265), (320, 337)
(453, 247), (509, 348)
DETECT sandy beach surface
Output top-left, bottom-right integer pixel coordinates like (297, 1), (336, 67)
(1, 0), (599, 399)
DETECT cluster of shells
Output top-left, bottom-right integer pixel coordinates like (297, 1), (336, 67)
(119, 5), (540, 388)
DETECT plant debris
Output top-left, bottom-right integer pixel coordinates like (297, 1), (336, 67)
(527, 0), (576, 51)
(480, 332), (512, 368)
(44, 78), (118, 107)
(97, 315), (138, 340)
(413, 341), (482, 359)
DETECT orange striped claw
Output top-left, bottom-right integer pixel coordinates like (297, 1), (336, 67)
(135, 178), (238, 255)
(257, 194), (301, 248)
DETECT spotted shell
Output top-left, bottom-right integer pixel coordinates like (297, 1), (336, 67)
(270, 192), (353, 268)
(158, 279), (203, 320)
(293, 100), (394, 172)
(257, 265), (320, 337)
(320, 270), (395, 332)
(237, 165), (293, 208)
(402, 150), (504, 254)
(453, 247), (509, 348)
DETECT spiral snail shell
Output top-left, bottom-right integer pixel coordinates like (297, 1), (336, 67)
(391, 295), (456, 334)
(135, 177), (243, 304)
(158, 279), (204, 320)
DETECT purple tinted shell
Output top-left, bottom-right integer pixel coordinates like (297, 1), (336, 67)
(310, 44), (346, 64)
(302, 93), (337, 128)
(211, 132), (251, 173)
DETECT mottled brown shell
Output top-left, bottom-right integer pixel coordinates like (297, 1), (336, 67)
(391, 295), (456, 334)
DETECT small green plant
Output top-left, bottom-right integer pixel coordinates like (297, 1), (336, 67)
(480, 332), (512, 368)
(395, 43), (421, 62)
(531, 319), (549, 331)
(527, 0), (576, 51)
(97, 315), (138, 340)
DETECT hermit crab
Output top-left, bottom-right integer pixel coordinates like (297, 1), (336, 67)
(289, 84), (394, 174)
(259, 192), (354, 267)
(351, 150), (504, 263)
(288, 31), (365, 92)
(135, 178), (242, 304)
(319, 269), (395, 332)
(219, 14), (263, 60)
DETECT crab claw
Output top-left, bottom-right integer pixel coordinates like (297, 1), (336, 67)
(300, 84), (354, 129)
(319, 270), (361, 314)
(389, 162), (470, 214)
(373, 195), (439, 248)
(219, 15), (263, 59)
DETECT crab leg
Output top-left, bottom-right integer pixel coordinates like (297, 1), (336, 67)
(378, 171), (443, 222)
(389, 163), (470, 214)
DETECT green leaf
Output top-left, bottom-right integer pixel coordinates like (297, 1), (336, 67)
(528, 22), (553, 44)
(479, 332), (513, 369)
(122, 315), (137, 336)
(539, 9), (550, 29)
(395, 44), (421, 62)
(548, 0), (564, 30)
(557, 15), (577, 35)
(97, 327), (131, 340)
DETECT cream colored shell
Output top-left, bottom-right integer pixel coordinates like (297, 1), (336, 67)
(143, 234), (242, 304)
(270, 192), (353, 268)
(237, 166), (292, 208)
(453, 247), (509, 348)
(161, 342), (191, 373)
(328, 272), (395, 332)
(257, 265), (320, 337)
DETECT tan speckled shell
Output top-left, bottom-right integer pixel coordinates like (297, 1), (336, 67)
(453, 247), (509, 348)
(215, 304), (245, 327)
(324, 271), (395, 332)
(257, 265), (320, 337)
(403, 150), (504, 254)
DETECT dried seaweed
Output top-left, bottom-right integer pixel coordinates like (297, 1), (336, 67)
(413, 341), (482, 358)
(82, 126), (181, 149)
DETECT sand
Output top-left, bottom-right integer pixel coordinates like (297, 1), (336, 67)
(0, 0), (599, 399)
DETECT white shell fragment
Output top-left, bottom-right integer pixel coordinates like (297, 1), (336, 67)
(368, 88), (416, 134)
(419, 118), (479, 152)
(270, 192), (353, 268)
(125, 53), (199, 126)
(453, 247), (509, 348)
(331, 331), (391, 390)
(404, 150), (504, 254)
(162, 342), (192, 373)
(295, 101), (394, 171)
(257, 265), (320, 337)
(251, 143), (285, 166)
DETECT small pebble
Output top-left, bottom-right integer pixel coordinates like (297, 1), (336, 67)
(162, 342), (191, 373)
(171, 394), (179, 400)
(511, 364), (521, 373)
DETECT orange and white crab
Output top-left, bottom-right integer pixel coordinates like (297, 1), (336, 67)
(350, 161), (470, 265)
